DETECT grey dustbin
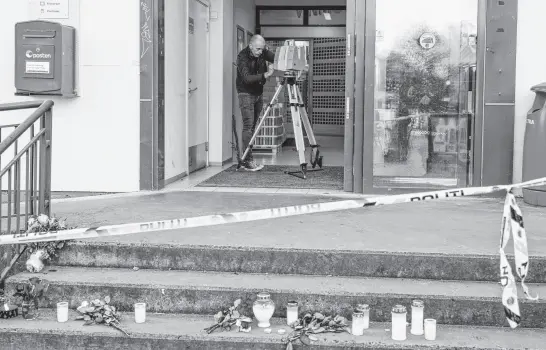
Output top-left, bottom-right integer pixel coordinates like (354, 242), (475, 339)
(522, 82), (546, 206)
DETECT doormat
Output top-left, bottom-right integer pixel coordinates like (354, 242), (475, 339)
(197, 165), (344, 190)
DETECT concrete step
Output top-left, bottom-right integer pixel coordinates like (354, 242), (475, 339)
(2, 310), (545, 350)
(56, 240), (546, 283)
(5, 266), (546, 328)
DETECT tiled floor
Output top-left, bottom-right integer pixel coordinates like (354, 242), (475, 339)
(253, 135), (345, 167)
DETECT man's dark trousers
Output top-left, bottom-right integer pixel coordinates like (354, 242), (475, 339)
(238, 93), (263, 161)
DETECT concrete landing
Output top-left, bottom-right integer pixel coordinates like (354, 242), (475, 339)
(1, 310), (545, 350)
(47, 191), (546, 256)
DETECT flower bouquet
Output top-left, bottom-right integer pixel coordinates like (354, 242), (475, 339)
(25, 214), (71, 273)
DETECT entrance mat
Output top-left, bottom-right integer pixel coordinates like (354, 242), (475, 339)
(197, 165), (344, 190)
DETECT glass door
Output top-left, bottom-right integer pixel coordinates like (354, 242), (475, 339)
(370, 0), (478, 190)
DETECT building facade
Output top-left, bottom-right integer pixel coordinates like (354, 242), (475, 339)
(0, 0), (542, 194)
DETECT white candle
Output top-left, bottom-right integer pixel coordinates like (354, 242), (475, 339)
(424, 319), (436, 340)
(286, 301), (298, 326)
(356, 304), (370, 329)
(57, 302), (68, 323)
(134, 303), (146, 323)
(410, 300), (424, 335)
(351, 311), (365, 336)
(391, 305), (407, 341)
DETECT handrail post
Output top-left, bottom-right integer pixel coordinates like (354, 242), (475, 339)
(38, 109), (53, 216)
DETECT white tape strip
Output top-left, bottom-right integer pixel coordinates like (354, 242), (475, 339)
(500, 190), (539, 328)
(2, 177), (546, 246)
(500, 193), (522, 328)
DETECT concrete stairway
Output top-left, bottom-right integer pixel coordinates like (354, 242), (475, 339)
(4, 238), (546, 349)
(3, 191), (546, 349)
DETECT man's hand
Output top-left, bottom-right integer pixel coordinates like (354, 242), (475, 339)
(264, 64), (275, 79)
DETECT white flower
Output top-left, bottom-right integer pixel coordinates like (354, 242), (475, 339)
(27, 217), (36, 227)
(37, 214), (49, 225)
(58, 220), (67, 230)
(26, 254), (45, 273)
(77, 301), (89, 313)
(49, 217), (57, 226)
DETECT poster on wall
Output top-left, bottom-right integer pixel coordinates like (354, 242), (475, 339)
(28, 0), (69, 19)
(246, 31), (253, 46)
(237, 26), (245, 53)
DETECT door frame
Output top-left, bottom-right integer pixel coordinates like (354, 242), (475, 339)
(351, 0), (491, 195)
(186, 0), (211, 173)
(139, 0), (164, 190)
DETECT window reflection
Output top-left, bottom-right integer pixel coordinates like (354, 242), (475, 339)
(373, 0), (477, 188)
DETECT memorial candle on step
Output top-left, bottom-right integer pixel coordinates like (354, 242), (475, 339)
(134, 303), (146, 323)
(356, 304), (370, 329)
(286, 301), (298, 326)
(351, 310), (365, 336)
(391, 305), (407, 341)
(410, 300), (424, 335)
(424, 319), (436, 340)
(57, 302), (68, 323)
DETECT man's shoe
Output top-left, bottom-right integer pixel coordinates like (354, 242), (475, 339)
(248, 160), (264, 171)
(237, 160), (263, 172)
(236, 160), (249, 171)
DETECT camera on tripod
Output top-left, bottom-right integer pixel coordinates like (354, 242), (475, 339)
(272, 40), (309, 76)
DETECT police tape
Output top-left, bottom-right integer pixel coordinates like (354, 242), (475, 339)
(2, 176), (546, 246)
(500, 191), (539, 328)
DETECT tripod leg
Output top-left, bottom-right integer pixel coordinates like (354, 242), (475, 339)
(285, 83), (308, 179)
(240, 82), (285, 163)
(296, 88), (323, 169)
(290, 86), (307, 167)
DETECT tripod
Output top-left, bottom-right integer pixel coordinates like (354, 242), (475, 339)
(241, 72), (323, 179)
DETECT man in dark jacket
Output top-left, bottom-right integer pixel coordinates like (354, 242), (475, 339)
(236, 34), (275, 171)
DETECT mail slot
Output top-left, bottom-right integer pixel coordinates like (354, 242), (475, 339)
(14, 20), (76, 97)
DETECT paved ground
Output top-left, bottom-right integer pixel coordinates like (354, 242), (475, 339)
(46, 189), (546, 257)
(0, 191), (113, 203)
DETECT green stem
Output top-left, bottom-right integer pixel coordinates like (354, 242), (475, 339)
(110, 322), (129, 336)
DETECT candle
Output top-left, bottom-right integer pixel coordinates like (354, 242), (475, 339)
(134, 303), (146, 323)
(391, 305), (407, 341)
(424, 319), (436, 340)
(351, 311), (365, 336)
(57, 302), (68, 323)
(253, 292), (275, 328)
(286, 301), (298, 326)
(410, 300), (424, 335)
(356, 304), (370, 329)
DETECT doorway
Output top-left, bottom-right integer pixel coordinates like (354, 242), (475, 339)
(359, 0), (478, 193)
(242, 7), (347, 192)
(187, 0), (210, 174)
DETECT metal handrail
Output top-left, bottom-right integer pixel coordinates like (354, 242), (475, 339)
(0, 100), (54, 155)
(0, 99), (54, 231)
(0, 100), (54, 283)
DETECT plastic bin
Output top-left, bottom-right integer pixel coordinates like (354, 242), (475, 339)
(522, 82), (546, 206)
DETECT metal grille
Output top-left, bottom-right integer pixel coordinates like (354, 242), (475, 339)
(313, 95), (345, 109)
(312, 112), (345, 125)
(312, 45), (346, 60)
(311, 37), (346, 127)
(313, 79), (344, 92)
(312, 62), (345, 76)
(314, 38), (346, 44)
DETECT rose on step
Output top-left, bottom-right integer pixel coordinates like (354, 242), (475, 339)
(37, 214), (49, 226)
(25, 249), (50, 273)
